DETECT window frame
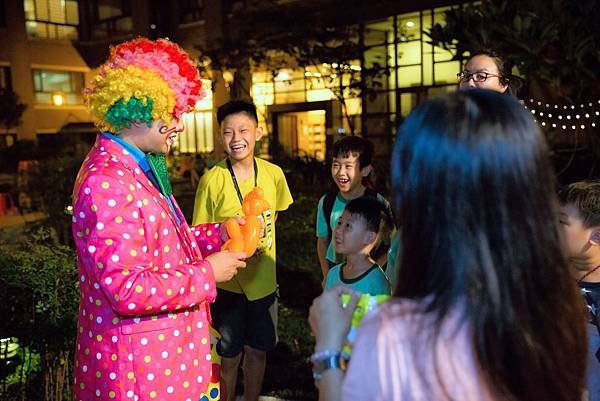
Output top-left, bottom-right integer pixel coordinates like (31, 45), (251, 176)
(31, 69), (85, 106)
(24, 0), (80, 40)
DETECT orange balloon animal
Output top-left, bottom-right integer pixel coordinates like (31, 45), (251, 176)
(221, 187), (270, 257)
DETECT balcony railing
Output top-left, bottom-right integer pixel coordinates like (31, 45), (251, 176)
(25, 20), (78, 40)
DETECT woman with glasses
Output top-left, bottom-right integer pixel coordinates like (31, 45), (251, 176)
(458, 49), (520, 96)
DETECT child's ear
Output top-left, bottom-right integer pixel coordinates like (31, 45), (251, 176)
(360, 164), (373, 177)
(590, 230), (600, 246)
(364, 230), (377, 245)
(255, 126), (264, 141)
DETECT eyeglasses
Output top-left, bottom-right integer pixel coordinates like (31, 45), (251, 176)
(457, 71), (502, 83)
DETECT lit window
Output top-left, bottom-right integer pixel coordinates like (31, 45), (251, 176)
(252, 82), (274, 106)
(24, 0), (79, 40)
(32, 69), (84, 105)
(177, 80), (214, 153)
(89, 0), (133, 39)
(96, 0), (129, 19)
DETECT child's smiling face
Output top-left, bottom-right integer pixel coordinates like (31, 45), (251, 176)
(331, 152), (369, 195)
(334, 210), (373, 254)
(220, 112), (263, 162)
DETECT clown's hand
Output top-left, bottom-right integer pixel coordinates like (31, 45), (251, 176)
(220, 217), (246, 242)
(205, 251), (246, 283)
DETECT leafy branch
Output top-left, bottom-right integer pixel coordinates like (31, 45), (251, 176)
(425, 0), (600, 102)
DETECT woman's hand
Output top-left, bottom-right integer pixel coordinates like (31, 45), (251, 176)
(308, 286), (361, 352)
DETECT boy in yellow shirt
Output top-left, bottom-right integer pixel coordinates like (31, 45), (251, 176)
(193, 100), (293, 401)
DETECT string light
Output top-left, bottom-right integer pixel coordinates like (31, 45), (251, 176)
(524, 98), (599, 131)
(529, 99), (600, 109)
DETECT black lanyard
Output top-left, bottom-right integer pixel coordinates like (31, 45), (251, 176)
(226, 158), (258, 205)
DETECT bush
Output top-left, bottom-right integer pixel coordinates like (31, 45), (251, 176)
(29, 155), (84, 245)
(0, 227), (78, 401)
(269, 193), (322, 400)
(274, 156), (331, 196)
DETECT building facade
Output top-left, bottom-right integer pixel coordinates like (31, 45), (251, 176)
(0, 0), (93, 146)
(0, 0), (463, 160)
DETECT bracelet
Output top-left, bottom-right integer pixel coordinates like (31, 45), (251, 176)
(310, 350), (348, 381)
(310, 349), (340, 361)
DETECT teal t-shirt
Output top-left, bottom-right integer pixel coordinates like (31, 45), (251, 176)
(324, 262), (391, 295)
(316, 192), (391, 264)
(385, 232), (402, 292)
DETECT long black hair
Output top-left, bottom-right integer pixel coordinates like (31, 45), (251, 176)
(391, 89), (586, 401)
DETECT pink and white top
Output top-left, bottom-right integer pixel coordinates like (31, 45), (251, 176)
(343, 299), (496, 401)
(71, 134), (223, 401)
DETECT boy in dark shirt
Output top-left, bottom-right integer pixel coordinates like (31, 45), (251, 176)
(558, 181), (600, 401)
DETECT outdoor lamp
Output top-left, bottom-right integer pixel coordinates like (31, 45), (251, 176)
(222, 70), (234, 88)
(52, 91), (64, 106)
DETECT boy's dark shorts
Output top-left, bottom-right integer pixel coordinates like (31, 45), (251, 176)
(211, 288), (278, 358)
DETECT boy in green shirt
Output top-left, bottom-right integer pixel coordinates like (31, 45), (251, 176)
(316, 136), (394, 286)
(193, 100), (293, 401)
(324, 196), (393, 295)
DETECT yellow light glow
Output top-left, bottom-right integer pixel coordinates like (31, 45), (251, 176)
(307, 88), (332, 102)
(222, 70), (234, 84)
(251, 83), (274, 106)
(275, 71), (291, 81)
(52, 92), (64, 106)
(406, 21), (415, 28)
(194, 79), (213, 110)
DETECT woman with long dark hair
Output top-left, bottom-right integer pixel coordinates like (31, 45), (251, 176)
(309, 89), (587, 401)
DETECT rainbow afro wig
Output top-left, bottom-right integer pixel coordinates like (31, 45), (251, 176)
(84, 37), (204, 134)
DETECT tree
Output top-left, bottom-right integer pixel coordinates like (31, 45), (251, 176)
(426, 0), (600, 180)
(196, 0), (390, 135)
(0, 88), (27, 137)
(425, 0), (600, 103)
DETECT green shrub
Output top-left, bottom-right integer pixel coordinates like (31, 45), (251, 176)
(277, 194), (321, 276)
(29, 155), (84, 245)
(271, 193), (322, 400)
(0, 227), (78, 401)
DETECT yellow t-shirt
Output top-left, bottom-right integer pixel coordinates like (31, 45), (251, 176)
(192, 157), (293, 300)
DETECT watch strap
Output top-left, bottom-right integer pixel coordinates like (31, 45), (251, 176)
(311, 351), (348, 380)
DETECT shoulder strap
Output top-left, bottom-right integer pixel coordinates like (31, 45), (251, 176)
(323, 190), (338, 239)
(365, 187), (397, 229)
(363, 187), (378, 198)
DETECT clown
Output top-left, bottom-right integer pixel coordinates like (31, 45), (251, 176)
(71, 38), (247, 401)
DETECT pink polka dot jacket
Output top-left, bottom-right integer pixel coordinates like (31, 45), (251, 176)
(71, 135), (223, 401)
